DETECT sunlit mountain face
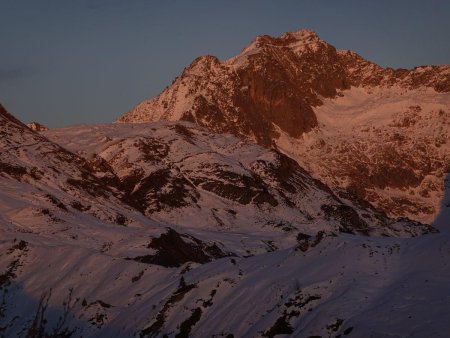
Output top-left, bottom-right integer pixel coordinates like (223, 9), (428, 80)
(119, 29), (450, 225)
(1, 29), (449, 337)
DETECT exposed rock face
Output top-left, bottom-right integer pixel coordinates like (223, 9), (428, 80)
(338, 49), (450, 92)
(117, 29), (450, 223)
(27, 122), (49, 132)
(130, 228), (229, 267)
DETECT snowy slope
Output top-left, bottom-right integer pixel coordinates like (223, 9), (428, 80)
(0, 104), (148, 229)
(44, 121), (431, 237)
(277, 86), (450, 224)
(1, 160), (449, 337)
(0, 105), (449, 336)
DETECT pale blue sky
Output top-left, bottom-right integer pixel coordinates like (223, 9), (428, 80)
(1, 0), (449, 127)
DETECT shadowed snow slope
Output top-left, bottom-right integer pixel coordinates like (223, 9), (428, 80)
(1, 105), (449, 337)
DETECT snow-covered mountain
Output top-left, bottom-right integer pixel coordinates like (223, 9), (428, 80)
(118, 29), (450, 224)
(1, 104), (450, 337)
(43, 120), (431, 237)
(0, 104), (147, 229)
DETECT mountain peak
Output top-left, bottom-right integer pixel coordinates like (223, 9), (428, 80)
(226, 29), (325, 68)
(185, 55), (221, 74)
(280, 28), (320, 41)
(250, 29), (322, 48)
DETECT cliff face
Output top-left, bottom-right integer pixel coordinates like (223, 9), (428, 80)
(118, 30), (345, 145)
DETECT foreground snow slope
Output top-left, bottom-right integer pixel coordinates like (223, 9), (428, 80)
(1, 105), (449, 337)
(1, 175), (449, 337)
